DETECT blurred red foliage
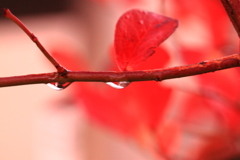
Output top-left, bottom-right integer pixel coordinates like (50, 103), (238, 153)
(51, 0), (240, 159)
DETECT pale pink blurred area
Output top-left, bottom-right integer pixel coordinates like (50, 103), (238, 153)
(0, 13), (85, 160)
(0, 0), (162, 160)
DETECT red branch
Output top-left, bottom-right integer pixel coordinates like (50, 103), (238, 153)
(1, 3), (240, 88)
(0, 53), (239, 87)
(3, 8), (67, 73)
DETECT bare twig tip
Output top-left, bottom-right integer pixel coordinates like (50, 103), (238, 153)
(3, 8), (10, 17)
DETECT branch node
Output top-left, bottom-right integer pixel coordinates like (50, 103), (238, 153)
(30, 33), (38, 42)
(58, 68), (69, 78)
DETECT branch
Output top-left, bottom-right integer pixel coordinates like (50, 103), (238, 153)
(3, 8), (67, 73)
(221, 0), (240, 37)
(1, 7), (240, 88)
(0, 53), (239, 88)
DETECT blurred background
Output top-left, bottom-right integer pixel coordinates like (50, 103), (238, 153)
(0, 0), (240, 160)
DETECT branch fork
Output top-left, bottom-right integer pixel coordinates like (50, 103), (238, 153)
(1, 1), (240, 88)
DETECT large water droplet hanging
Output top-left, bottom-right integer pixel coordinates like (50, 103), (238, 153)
(47, 82), (72, 91)
(105, 81), (130, 89)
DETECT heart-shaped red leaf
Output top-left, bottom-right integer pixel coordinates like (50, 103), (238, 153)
(114, 9), (178, 71)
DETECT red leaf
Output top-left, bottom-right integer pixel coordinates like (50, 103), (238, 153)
(114, 9), (178, 71)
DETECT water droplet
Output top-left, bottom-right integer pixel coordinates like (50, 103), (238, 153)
(47, 82), (72, 91)
(139, 20), (144, 25)
(125, 15), (130, 19)
(106, 81), (130, 89)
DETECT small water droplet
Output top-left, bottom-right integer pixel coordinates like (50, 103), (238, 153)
(139, 20), (144, 25)
(106, 81), (130, 89)
(47, 82), (72, 91)
(125, 15), (130, 19)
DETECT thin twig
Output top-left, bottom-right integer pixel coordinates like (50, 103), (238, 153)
(3, 8), (67, 74)
(1, 6), (240, 88)
(0, 53), (239, 88)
